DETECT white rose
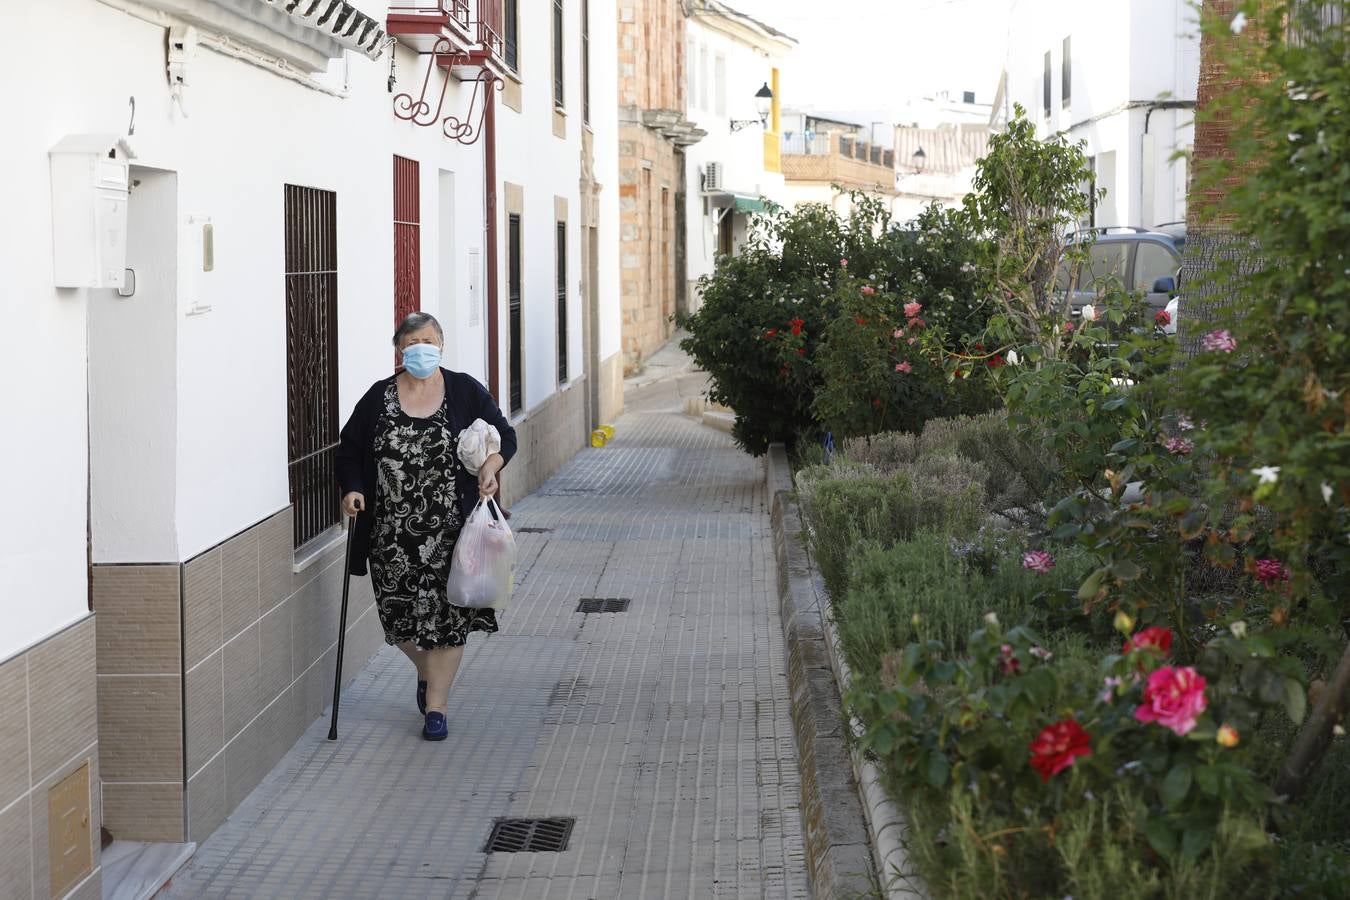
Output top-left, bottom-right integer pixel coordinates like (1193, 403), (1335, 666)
(1081, 304), (1096, 322)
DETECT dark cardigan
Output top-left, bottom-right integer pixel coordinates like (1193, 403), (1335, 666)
(335, 368), (517, 576)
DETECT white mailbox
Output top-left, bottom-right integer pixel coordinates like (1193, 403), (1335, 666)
(49, 135), (136, 289)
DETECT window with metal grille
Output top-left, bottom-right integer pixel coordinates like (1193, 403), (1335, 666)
(1043, 50), (1051, 116)
(582, 0), (591, 123)
(556, 220), (567, 384)
(508, 213), (523, 415)
(553, 0), (564, 108)
(284, 184), (340, 550)
(393, 155), (420, 369)
(1061, 37), (1071, 107)
(504, 0), (519, 71)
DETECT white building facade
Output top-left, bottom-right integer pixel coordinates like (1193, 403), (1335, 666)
(683, 0), (793, 309)
(0, 0), (619, 892)
(997, 0), (1200, 228)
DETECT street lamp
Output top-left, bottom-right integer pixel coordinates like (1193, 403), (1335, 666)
(730, 82), (774, 132)
(912, 147), (927, 172)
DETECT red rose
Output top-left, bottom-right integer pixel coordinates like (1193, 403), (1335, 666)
(855, 316), (867, 326)
(1028, 719), (1092, 783)
(986, 354), (1007, 369)
(790, 317), (805, 336)
(1154, 309), (1171, 327)
(1123, 626), (1173, 658)
(797, 347), (806, 356)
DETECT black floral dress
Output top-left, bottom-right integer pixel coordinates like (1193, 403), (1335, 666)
(368, 383), (498, 648)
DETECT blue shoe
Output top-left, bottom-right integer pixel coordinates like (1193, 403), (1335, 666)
(422, 712), (448, 741)
(417, 680), (427, 715)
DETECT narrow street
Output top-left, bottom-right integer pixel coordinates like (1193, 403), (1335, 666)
(161, 348), (810, 899)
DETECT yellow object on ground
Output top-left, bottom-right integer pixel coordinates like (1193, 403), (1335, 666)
(590, 430), (608, 448)
(599, 424), (615, 439)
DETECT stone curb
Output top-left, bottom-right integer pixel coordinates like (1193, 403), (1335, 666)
(767, 444), (927, 900)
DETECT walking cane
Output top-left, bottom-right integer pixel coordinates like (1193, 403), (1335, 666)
(327, 516), (357, 741)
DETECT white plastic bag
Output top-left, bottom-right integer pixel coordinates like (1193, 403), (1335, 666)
(457, 418), (502, 475)
(446, 498), (516, 610)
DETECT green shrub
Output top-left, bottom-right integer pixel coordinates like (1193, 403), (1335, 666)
(681, 194), (998, 455)
(835, 535), (1096, 690)
(798, 459), (986, 600)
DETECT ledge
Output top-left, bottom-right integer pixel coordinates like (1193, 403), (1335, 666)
(767, 443), (926, 899)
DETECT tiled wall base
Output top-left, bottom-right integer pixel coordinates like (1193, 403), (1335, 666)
(181, 508), (381, 842)
(500, 377), (591, 509)
(0, 616), (103, 900)
(90, 507), (384, 850)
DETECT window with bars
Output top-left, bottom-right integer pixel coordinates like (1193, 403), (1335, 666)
(505, 0), (519, 72)
(284, 184), (340, 550)
(553, 0), (564, 108)
(1043, 50), (1052, 116)
(1062, 37), (1071, 107)
(508, 213), (523, 415)
(556, 221), (568, 384)
(392, 155), (420, 369)
(582, 0), (591, 123)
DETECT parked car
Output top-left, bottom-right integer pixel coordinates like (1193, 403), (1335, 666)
(1056, 226), (1185, 333)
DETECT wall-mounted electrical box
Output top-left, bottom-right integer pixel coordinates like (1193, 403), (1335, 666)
(49, 134), (135, 288)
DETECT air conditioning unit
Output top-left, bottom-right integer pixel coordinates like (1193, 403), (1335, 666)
(704, 162), (722, 191)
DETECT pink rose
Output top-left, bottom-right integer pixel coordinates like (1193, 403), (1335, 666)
(1201, 329), (1237, 353)
(895, 361), (913, 374)
(1164, 437), (1194, 455)
(893, 328), (905, 339)
(840, 258), (848, 268)
(1255, 558), (1289, 587)
(1134, 666), (1208, 736)
(903, 301), (923, 318)
(1022, 550), (1055, 574)
(861, 285), (876, 295)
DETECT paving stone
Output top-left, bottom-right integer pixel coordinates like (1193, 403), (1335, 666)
(162, 369), (810, 899)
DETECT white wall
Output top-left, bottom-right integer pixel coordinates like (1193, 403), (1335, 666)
(684, 18), (786, 287)
(591, 0), (622, 366)
(1003, 0), (1197, 227)
(0, 0), (610, 657)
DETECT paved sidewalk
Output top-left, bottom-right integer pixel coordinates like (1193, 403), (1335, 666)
(162, 349), (810, 899)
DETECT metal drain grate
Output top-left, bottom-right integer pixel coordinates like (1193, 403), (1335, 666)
(577, 597), (631, 614)
(484, 817), (575, 853)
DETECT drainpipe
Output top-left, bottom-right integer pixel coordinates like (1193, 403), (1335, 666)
(484, 84), (500, 403)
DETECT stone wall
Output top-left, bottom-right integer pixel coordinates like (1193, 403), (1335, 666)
(618, 126), (681, 366)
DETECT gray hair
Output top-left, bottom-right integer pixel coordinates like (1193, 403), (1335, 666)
(392, 311), (444, 347)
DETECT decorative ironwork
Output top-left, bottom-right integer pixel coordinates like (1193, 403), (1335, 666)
(391, 35), (502, 146)
(285, 185), (341, 550)
(392, 36), (458, 126)
(443, 64), (502, 145)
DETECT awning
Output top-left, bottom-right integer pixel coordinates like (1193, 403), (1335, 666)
(706, 191), (768, 213)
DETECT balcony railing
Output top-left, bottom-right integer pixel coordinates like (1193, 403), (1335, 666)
(386, 0), (508, 70)
(781, 133), (894, 170)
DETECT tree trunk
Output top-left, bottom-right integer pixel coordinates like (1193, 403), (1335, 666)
(1275, 639), (1350, 800)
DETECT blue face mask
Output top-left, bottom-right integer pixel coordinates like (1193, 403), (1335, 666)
(401, 343), (442, 379)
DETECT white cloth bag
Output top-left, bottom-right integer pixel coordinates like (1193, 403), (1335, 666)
(457, 418), (502, 475)
(446, 498), (516, 610)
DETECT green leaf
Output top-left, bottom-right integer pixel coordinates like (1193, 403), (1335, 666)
(1077, 568), (1108, 602)
(1181, 824), (1215, 860)
(1162, 763), (1193, 810)
(1144, 815), (1178, 857)
(1111, 560), (1142, 582)
(1195, 765), (1221, 797)
(1283, 678), (1307, 725)
(924, 751), (950, 788)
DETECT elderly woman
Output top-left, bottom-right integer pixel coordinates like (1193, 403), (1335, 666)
(336, 312), (516, 741)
